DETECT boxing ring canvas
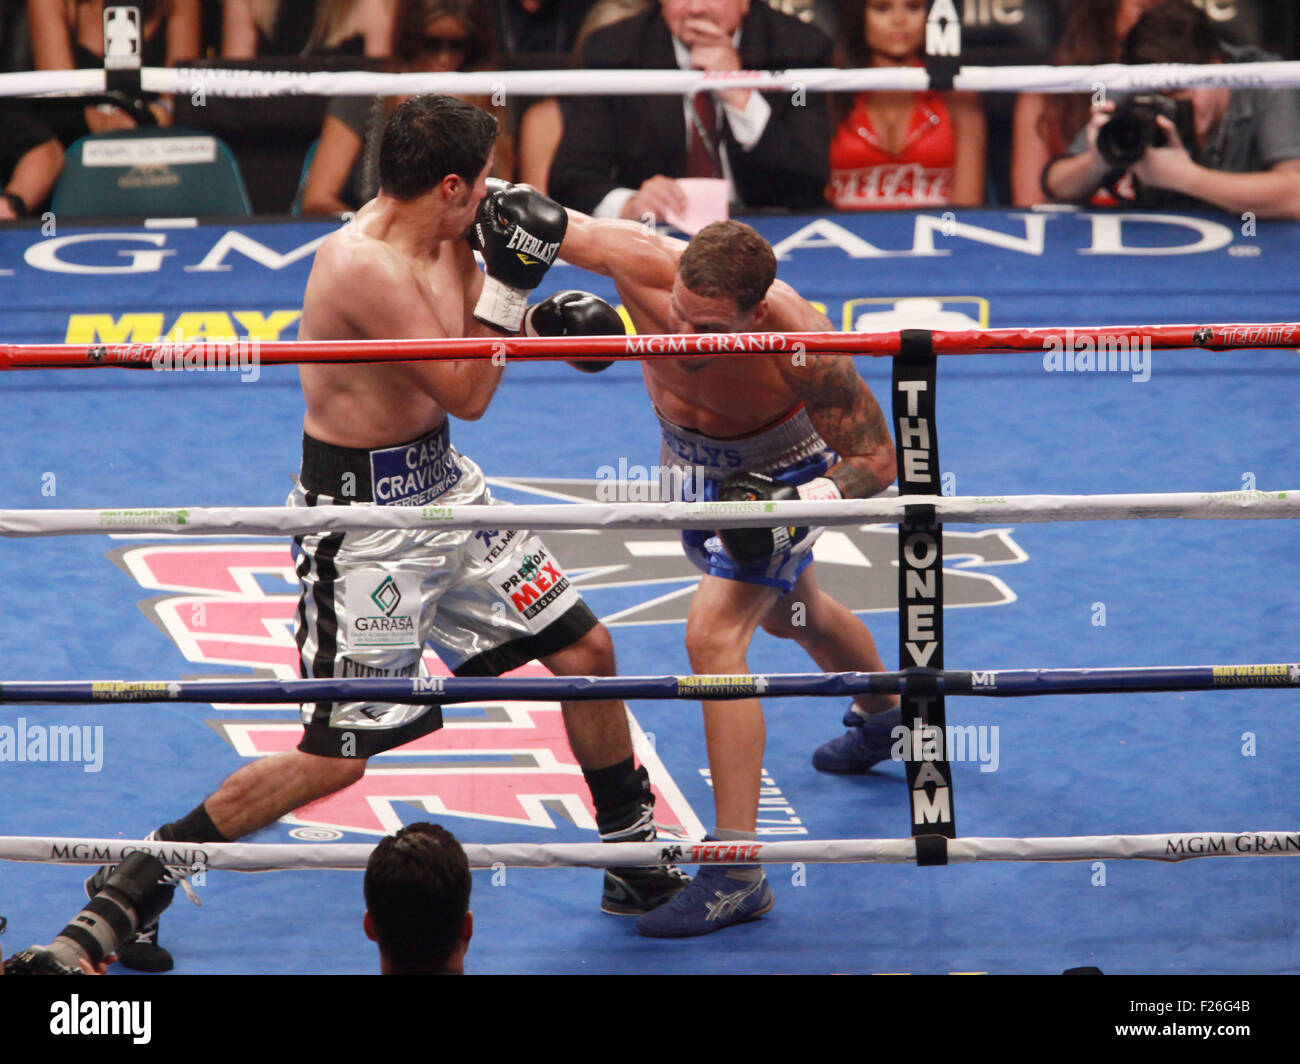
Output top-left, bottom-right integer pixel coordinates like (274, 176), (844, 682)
(0, 208), (1296, 975)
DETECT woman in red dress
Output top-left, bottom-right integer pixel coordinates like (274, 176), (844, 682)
(828, 0), (985, 210)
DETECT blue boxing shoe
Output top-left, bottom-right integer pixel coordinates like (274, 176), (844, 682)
(812, 706), (903, 774)
(636, 862), (773, 938)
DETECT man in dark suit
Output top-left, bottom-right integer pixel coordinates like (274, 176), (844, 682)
(549, 0), (832, 218)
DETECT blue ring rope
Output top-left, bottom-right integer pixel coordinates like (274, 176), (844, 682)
(0, 663), (1295, 705)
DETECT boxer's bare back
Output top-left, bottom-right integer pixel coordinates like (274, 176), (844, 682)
(297, 156), (501, 449)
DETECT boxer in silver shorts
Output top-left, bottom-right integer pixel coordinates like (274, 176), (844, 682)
(93, 97), (686, 972)
(291, 423), (596, 758)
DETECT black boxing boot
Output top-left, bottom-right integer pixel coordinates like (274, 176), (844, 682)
(589, 763), (690, 915)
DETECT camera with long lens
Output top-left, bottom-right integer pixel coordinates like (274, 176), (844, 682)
(2, 853), (175, 975)
(1096, 93), (1196, 168)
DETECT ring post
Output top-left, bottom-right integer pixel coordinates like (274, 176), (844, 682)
(894, 328), (955, 854)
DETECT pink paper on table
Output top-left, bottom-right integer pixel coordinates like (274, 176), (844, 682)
(666, 178), (730, 235)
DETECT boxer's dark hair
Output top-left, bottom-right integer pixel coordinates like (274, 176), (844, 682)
(1122, 0), (1224, 66)
(379, 95), (498, 201)
(364, 822), (470, 974)
(679, 221), (777, 312)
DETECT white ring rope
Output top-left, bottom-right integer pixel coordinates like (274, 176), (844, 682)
(1, 490), (1294, 539)
(0, 832), (1295, 871)
(2, 60), (1298, 100)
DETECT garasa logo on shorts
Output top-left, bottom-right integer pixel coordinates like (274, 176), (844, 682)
(370, 575), (402, 617)
(350, 574), (417, 646)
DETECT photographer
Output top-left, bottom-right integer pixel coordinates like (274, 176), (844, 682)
(1042, 0), (1300, 221)
(1, 938), (111, 975)
(1, 854), (173, 976)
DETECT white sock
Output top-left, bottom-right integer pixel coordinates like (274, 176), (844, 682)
(712, 827), (764, 882)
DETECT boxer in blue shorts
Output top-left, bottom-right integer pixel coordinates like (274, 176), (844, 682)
(551, 213), (901, 936)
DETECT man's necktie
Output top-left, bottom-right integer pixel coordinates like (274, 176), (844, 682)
(687, 92), (722, 179)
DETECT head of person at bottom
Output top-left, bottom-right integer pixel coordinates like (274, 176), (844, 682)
(363, 822), (473, 975)
(669, 220), (778, 337)
(379, 93), (499, 236)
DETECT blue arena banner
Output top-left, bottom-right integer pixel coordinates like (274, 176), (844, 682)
(1, 208), (1297, 345)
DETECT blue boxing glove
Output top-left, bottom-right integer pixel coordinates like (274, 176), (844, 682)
(473, 182), (568, 333)
(523, 291), (623, 373)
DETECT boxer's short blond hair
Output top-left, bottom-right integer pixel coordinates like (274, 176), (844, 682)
(679, 221), (777, 312)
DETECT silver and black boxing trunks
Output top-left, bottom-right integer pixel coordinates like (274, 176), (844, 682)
(290, 422), (596, 758)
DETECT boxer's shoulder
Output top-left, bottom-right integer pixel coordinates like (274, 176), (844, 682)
(763, 278), (831, 332)
(309, 223), (419, 310)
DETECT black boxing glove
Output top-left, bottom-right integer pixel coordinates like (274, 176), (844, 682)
(715, 472), (842, 564)
(523, 290), (623, 373)
(716, 472), (804, 565)
(465, 178), (512, 251)
(473, 184), (568, 333)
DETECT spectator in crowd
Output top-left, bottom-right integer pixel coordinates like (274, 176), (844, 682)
(1011, 0), (1161, 207)
(220, 0), (396, 58)
(1042, 0), (1300, 220)
(828, 0), (985, 210)
(27, 0), (201, 141)
(514, 0), (648, 192)
(3, 2), (32, 71)
(548, 0), (832, 219)
(0, 101), (64, 220)
(299, 0), (505, 215)
(363, 823), (472, 976)
(488, 0), (597, 56)
(767, 0), (829, 33)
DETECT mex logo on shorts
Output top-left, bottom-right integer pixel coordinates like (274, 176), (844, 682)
(501, 548), (570, 620)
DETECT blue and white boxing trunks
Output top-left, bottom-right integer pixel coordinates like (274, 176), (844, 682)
(289, 422), (597, 758)
(657, 405), (837, 592)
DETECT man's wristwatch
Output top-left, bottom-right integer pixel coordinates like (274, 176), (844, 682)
(3, 189), (29, 217)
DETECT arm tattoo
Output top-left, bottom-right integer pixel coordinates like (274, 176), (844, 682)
(785, 355), (896, 498)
